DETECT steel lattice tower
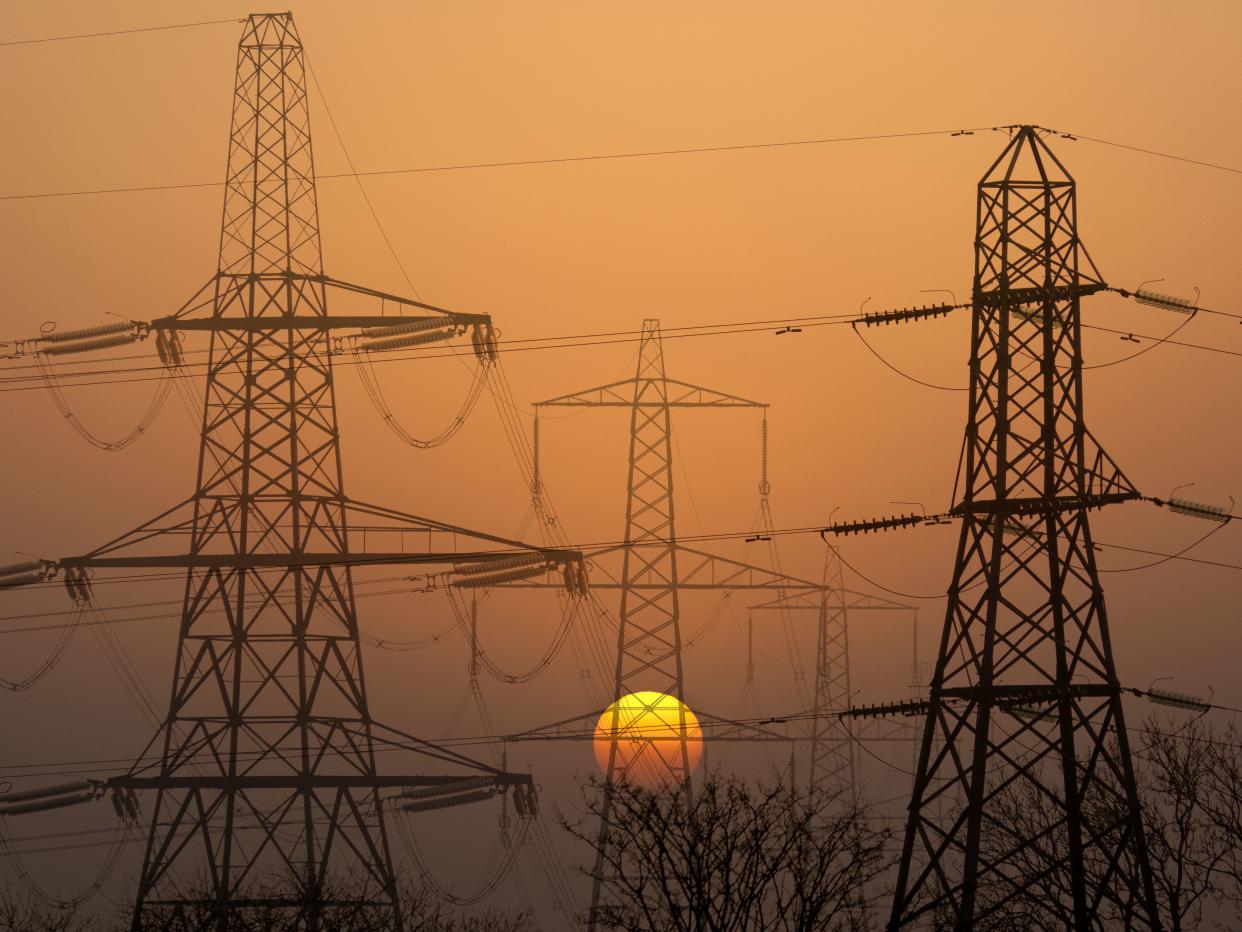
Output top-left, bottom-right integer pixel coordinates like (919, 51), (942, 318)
(808, 546), (854, 794)
(537, 319), (765, 926)
(48, 14), (561, 928)
(539, 320), (768, 789)
(747, 544), (915, 804)
(889, 126), (1160, 930)
(528, 320), (909, 926)
(133, 19), (401, 922)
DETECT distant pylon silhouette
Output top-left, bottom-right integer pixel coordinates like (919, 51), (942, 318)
(746, 541), (913, 804)
(536, 320), (768, 927)
(889, 126), (1160, 930)
(538, 320), (769, 792)
(808, 544), (854, 796)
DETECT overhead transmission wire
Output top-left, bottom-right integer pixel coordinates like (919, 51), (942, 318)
(0, 817), (135, 908)
(669, 427), (802, 684)
(0, 309), (869, 375)
(394, 807), (531, 908)
(310, 59), (598, 920)
(1081, 321), (1242, 361)
(0, 604), (86, 690)
(1083, 313), (1203, 370)
(3, 512), (1241, 639)
(521, 435), (617, 703)
(1062, 130), (1242, 178)
(350, 340), (491, 448)
(438, 587), (583, 925)
(480, 353), (617, 702)
(4, 119), (1241, 204)
(35, 352), (175, 451)
(0, 17), (241, 48)
(851, 298), (1237, 393)
(850, 325), (967, 393)
(1095, 519), (1231, 574)
(0, 126), (997, 202)
(305, 54), (423, 301)
(444, 588), (582, 686)
(6, 20), (1235, 886)
(7, 293), (1242, 400)
(13, 682), (1242, 787)
(0, 579), (471, 640)
(0, 312), (870, 393)
(4, 62), (1237, 752)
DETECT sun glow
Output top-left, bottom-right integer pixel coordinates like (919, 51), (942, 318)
(593, 691), (703, 790)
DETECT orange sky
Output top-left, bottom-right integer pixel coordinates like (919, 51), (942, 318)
(1, 1), (1240, 918)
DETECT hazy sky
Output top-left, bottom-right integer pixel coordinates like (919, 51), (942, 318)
(1, 2), (1240, 921)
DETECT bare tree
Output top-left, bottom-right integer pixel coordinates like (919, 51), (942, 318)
(1136, 716), (1234, 930)
(562, 772), (890, 931)
(1196, 717), (1242, 911)
(965, 714), (1242, 931)
(0, 883), (99, 932)
(1, 874), (533, 932)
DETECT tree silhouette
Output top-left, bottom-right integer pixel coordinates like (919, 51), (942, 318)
(563, 772), (890, 931)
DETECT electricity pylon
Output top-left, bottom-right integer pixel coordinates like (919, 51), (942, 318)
(808, 547), (854, 792)
(749, 546), (857, 798)
(889, 126), (1160, 930)
(544, 320), (766, 928)
(526, 320), (905, 926)
(747, 545), (915, 803)
(539, 320), (764, 792)
(46, 14), (572, 928)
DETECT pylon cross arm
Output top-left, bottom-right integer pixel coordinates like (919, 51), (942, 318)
(108, 774), (533, 792)
(67, 496), (579, 567)
(536, 377), (767, 408)
(152, 273), (491, 329)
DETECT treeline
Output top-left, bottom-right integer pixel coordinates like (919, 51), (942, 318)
(4, 716), (1242, 930)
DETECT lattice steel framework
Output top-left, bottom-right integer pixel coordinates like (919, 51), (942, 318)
(135, 19), (385, 925)
(747, 546), (915, 803)
(809, 546), (853, 793)
(889, 126), (1160, 929)
(51, 15), (561, 929)
(538, 320), (769, 789)
(537, 320), (769, 927)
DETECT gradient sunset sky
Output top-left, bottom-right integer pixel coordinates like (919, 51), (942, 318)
(1, 2), (1240, 919)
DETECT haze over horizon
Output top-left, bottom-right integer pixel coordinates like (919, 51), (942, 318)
(1, 3), (1240, 927)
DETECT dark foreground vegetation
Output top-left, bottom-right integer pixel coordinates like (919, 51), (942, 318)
(0, 879), (535, 932)
(564, 773), (889, 931)
(5, 717), (1242, 931)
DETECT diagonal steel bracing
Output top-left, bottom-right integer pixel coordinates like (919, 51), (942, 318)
(536, 320), (776, 928)
(42, 15), (565, 930)
(536, 319), (770, 791)
(888, 126), (1160, 931)
(748, 545), (911, 804)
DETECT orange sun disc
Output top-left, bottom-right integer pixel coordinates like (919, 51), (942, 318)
(593, 691), (703, 790)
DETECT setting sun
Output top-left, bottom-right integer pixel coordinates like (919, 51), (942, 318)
(593, 691), (703, 789)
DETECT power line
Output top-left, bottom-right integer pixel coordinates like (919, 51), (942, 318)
(1064, 130), (1242, 178)
(5, 125), (1241, 205)
(850, 325), (966, 392)
(0, 309), (869, 374)
(0, 313), (872, 393)
(5, 683), (1242, 785)
(1082, 322), (1242, 360)
(306, 55), (424, 302)
(1, 522), (1237, 639)
(0, 17), (241, 48)
(9, 295), (1242, 398)
(0, 127), (992, 201)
